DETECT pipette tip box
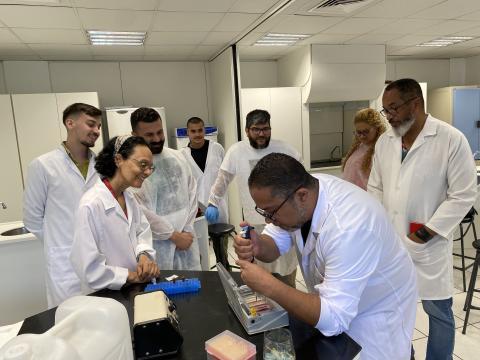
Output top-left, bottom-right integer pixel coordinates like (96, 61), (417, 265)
(145, 278), (201, 295)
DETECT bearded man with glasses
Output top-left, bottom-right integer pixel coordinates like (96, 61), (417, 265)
(368, 78), (477, 360)
(205, 109), (301, 287)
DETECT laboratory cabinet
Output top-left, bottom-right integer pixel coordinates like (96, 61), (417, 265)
(428, 86), (479, 153)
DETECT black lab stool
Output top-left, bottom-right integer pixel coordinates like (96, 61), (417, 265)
(462, 239), (480, 334)
(453, 207), (478, 292)
(208, 223), (239, 271)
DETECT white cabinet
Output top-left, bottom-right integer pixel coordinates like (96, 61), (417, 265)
(240, 87), (303, 158)
(0, 96), (24, 223)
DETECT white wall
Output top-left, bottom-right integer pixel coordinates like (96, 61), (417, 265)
(277, 45), (311, 87)
(0, 62), (6, 93)
(386, 59), (452, 89)
(0, 60), (210, 139)
(240, 61), (278, 88)
(465, 54), (480, 85)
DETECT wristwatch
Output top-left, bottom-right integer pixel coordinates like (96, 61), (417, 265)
(415, 226), (434, 242)
(136, 251), (153, 262)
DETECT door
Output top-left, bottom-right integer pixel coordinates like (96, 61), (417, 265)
(453, 88), (480, 154)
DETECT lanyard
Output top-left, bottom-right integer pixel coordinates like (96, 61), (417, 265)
(102, 178), (128, 218)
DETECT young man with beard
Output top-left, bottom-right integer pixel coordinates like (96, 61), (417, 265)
(234, 153), (417, 359)
(368, 78), (477, 360)
(131, 107), (201, 270)
(206, 109), (300, 286)
(24, 103), (102, 308)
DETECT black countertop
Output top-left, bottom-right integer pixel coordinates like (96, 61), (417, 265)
(19, 270), (360, 359)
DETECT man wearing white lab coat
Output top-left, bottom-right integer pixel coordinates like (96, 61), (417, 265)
(180, 117), (228, 222)
(368, 78), (477, 360)
(234, 153), (417, 359)
(205, 109), (299, 287)
(131, 107), (201, 270)
(23, 103), (102, 308)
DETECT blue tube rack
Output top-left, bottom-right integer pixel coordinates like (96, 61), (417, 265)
(145, 278), (201, 295)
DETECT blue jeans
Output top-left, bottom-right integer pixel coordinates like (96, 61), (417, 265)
(422, 298), (455, 360)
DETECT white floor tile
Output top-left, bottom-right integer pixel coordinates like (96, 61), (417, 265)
(412, 337), (428, 360)
(454, 325), (480, 360)
(413, 328), (427, 341)
(452, 292), (480, 324)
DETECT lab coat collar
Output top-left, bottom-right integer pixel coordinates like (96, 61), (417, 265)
(385, 114), (437, 139)
(58, 144), (97, 182)
(97, 179), (133, 226)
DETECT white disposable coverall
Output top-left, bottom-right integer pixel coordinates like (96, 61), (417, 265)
(23, 146), (99, 308)
(181, 141), (229, 223)
(368, 115), (477, 299)
(264, 174), (417, 359)
(208, 139), (300, 276)
(70, 179), (156, 292)
(135, 147), (201, 270)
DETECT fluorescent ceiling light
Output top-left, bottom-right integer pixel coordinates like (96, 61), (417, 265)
(254, 33), (310, 46)
(416, 36), (474, 48)
(87, 30), (146, 46)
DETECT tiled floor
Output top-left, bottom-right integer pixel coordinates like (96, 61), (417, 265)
(207, 227), (480, 360)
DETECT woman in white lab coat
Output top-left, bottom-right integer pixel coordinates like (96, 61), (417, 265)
(71, 135), (160, 292)
(342, 108), (386, 190)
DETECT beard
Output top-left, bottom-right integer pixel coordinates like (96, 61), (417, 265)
(149, 139), (165, 154)
(248, 135), (271, 149)
(391, 115), (415, 137)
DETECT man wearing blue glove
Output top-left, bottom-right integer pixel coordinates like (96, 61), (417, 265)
(207, 109), (300, 287)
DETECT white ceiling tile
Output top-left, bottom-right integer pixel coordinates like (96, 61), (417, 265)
(354, 0), (445, 19)
(417, 20), (480, 36)
(387, 35), (438, 47)
(299, 33), (356, 45)
(144, 45), (195, 56)
(346, 33), (401, 45)
(77, 8), (153, 31)
(143, 54), (191, 61)
(201, 31), (239, 45)
(0, 5), (80, 29)
(459, 10), (480, 20)
(410, 0), (480, 20)
(146, 31), (207, 45)
(0, 43), (36, 55)
(12, 28), (88, 44)
(213, 13), (260, 32)
(239, 44), (286, 59)
(0, 28), (21, 43)
(29, 44), (91, 55)
(453, 26), (480, 37)
(237, 32), (263, 45)
(152, 12), (224, 32)
(93, 55), (144, 61)
(39, 53), (94, 60)
(229, 0), (279, 14)
(191, 45), (222, 57)
(73, 0), (158, 10)
(157, 0), (236, 13)
(268, 15), (343, 34)
(369, 19), (442, 35)
(322, 17), (391, 35)
(91, 45), (145, 55)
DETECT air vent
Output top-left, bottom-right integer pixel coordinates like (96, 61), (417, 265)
(309, 0), (376, 15)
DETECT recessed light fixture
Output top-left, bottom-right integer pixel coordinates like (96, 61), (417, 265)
(87, 30), (146, 46)
(416, 36), (474, 47)
(254, 33), (310, 46)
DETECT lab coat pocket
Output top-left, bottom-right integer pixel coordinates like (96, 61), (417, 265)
(402, 236), (429, 264)
(47, 246), (78, 284)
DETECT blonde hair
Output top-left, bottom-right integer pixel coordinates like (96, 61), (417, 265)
(342, 108), (386, 173)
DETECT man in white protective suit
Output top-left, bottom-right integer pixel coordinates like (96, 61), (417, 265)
(368, 78), (477, 360)
(205, 109), (300, 287)
(131, 107), (201, 270)
(23, 103), (102, 308)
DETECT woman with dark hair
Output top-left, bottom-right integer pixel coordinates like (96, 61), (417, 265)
(342, 108), (386, 190)
(71, 135), (160, 292)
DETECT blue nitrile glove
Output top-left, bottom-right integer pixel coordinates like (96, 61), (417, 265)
(205, 205), (219, 224)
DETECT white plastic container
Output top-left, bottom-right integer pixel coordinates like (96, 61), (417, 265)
(0, 296), (133, 360)
(205, 330), (256, 360)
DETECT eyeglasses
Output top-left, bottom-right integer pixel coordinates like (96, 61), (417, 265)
(255, 184), (303, 221)
(249, 126), (271, 135)
(353, 129), (371, 137)
(380, 97), (417, 117)
(130, 158), (155, 172)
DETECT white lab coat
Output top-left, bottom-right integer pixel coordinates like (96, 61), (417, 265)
(181, 141), (228, 223)
(368, 115), (477, 299)
(209, 139), (300, 276)
(70, 179), (155, 292)
(23, 146), (99, 308)
(135, 147), (201, 270)
(264, 174), (417, 360)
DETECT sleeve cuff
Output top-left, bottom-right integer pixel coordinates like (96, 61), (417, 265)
(108, 267), (129, 290)
(262, 223), (292, 256)
(136, 244), (156, 261)
(315, 295), (342, 337)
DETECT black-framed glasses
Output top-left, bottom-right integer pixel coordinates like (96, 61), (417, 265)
(130, 158), (155, 172)
(255, 184), (303, 221)
(380, 97), (418, 117)
(249, 126), (271, 135)
(353, 128), (371, 137)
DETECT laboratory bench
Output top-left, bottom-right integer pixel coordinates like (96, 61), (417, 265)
(18, 270), (361, 359)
